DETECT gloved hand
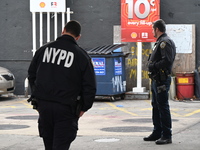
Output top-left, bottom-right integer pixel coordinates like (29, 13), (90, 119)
(148, 62), (155, 72)
(27, 96), (38, 110)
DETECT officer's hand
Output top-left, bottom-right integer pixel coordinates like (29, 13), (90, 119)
(148, 63), (155, 72)
(79, 111), (85, 117)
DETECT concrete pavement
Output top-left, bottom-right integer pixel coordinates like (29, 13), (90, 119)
(0, 96), (200, 150)
(0, 122), (200, 150)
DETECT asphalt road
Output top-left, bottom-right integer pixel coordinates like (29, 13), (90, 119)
(0, 95), (200, 150)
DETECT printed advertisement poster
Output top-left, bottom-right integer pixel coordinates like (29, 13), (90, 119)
(92, 58), (106, 75)
(114, 58), (122, 75)
(121, 0), (160, 42)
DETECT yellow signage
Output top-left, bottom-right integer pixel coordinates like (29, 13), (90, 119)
(178, 78), (188, 83)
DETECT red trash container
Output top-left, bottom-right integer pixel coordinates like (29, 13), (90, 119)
(176, 72), (194, 99)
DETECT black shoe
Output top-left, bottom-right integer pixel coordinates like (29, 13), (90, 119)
(155, 137), (172, 144)
(143, 134), (161, 141)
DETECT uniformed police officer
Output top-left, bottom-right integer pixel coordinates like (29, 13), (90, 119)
(143, 19), (176, 144)
(28, 20), (96, 150)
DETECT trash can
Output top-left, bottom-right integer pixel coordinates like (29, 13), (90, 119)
(176, 72), (194, 99)
(86, 44), (127, 100)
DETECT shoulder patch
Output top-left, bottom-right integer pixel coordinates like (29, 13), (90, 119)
(160, 41), (166, 49)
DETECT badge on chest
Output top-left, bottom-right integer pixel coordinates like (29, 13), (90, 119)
(160, 41), (166, 49)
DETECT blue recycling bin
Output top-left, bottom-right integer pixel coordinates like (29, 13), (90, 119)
(86, 44), (126, 100)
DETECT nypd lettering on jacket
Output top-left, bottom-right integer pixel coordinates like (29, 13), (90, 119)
(42, 47), (74, 68)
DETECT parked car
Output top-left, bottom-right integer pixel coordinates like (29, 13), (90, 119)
(0, 66), (15, 95)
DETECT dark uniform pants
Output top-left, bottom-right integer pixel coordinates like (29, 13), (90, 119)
(37, 100), (79, 150)
(151, 76), (172, 139)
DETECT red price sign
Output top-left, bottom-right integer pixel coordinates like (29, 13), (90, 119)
(121, 0), (160, 42)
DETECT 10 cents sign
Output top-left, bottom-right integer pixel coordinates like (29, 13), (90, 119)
(121, 0), (160, 42)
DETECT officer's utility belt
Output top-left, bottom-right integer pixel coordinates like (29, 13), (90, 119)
(148, 69), (170, 82)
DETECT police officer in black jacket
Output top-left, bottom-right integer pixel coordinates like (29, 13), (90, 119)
(143, 19), (176, 145)
(28, 20), (96, 150)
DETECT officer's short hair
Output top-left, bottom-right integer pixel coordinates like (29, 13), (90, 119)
(64, 20), (81, 37)
(152, 19), (166, 33)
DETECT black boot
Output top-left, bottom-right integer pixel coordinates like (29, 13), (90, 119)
(155, 137), (172, 144)
(143, 134), (161, 141)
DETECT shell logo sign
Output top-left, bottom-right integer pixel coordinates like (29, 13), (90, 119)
(39, 2), (46, 8)
(131, 32), (137, 38)
(121, 0), (160, 42)
(30, 0), (66, 12)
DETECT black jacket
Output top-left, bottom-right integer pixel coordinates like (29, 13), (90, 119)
(148, 33), (176, 75)
(28, 35), (96, 111)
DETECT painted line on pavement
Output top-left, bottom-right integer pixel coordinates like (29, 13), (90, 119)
(105, 102), (138, 116)
(142, 100), (200, 117)
(141, 108), (151, 111)
(19, 100), (32, 108)
(0, 106), (16, 108)
(3, 99), (200, 117)
(144, 100), (151, 104)
(171, 112), (182, 117)
(184, 109), (200, 117)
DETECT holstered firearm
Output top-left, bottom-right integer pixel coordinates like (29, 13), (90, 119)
(157, 85), (167, 93)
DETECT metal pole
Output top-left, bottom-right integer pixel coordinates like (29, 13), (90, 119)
(54, 12), (57, 40)
(47, 12), (50, 42)
(132, 42), (146, 92)
(32, 12), (36, 56)
(137, 42), (142, 88)
(24, 78), (29, 98)
(40, 12), (43, 46)
(62, 12), (65, 30)
(67, 8), (70, 22)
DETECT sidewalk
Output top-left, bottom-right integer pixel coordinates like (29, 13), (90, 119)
(72, 121), (200, 150)
(0, 97), (200, 150)
(0, 121), (199, 150)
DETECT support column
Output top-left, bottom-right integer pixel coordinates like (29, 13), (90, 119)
(132, 42), (146, 92)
